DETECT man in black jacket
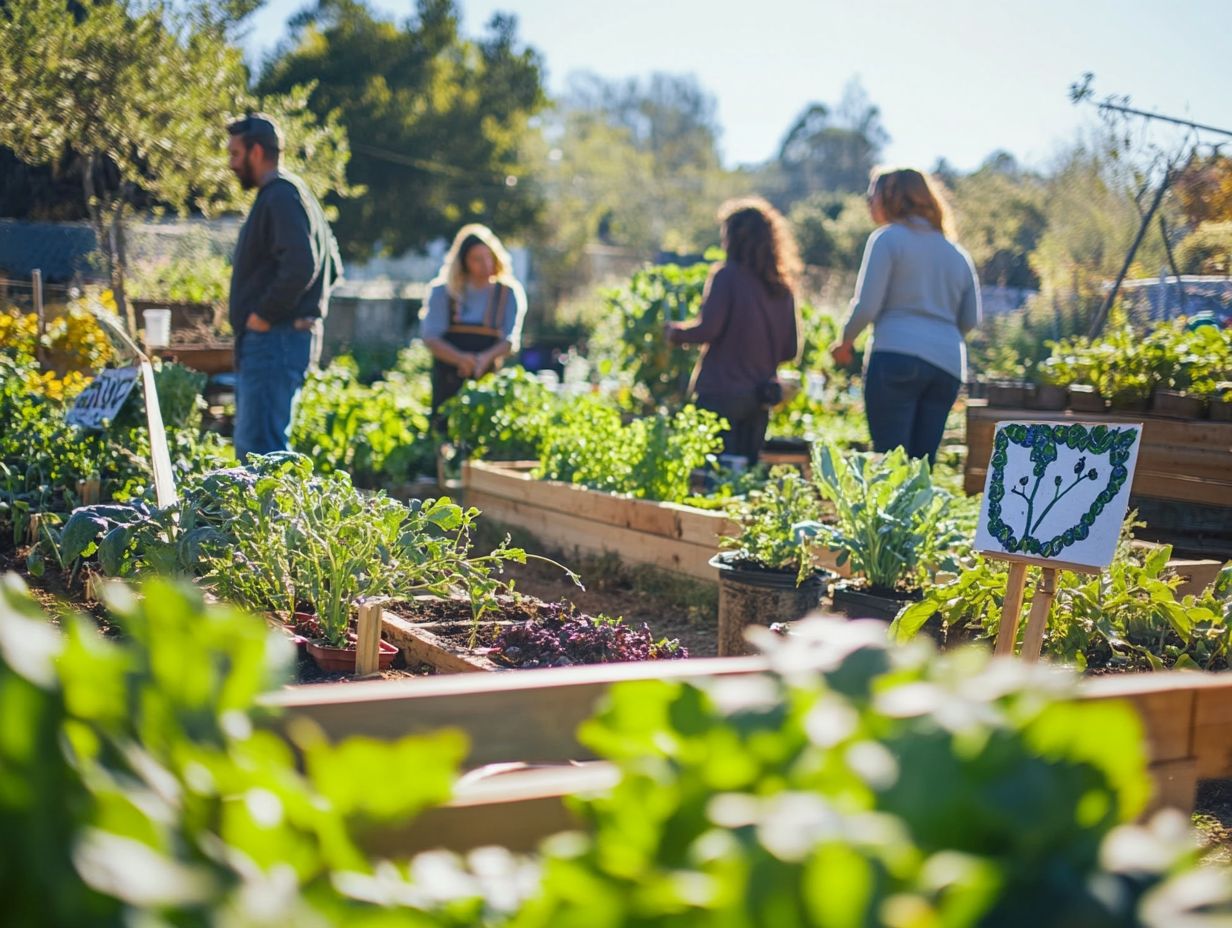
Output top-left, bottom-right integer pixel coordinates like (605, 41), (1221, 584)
(226, 114), (341, 459)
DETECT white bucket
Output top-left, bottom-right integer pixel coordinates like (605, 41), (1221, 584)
(143, 308), (171, 348)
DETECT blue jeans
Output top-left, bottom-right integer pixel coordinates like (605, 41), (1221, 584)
(234, 327), (313, 461)
(864, 351), (960, 465)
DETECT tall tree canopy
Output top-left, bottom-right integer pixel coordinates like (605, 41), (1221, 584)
(0, 0), (351, 329)
(258, 0), (547, 260)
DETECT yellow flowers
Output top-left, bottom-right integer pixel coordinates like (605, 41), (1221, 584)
(1, 290), (117, 402)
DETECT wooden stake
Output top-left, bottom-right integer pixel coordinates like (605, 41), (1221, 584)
(994, 561), (1029, 656)
(27, 513), (41, 546)
(33, 269), (46, 369)
(1019, 568), (1059, 662)
(355, 600), (383, 676)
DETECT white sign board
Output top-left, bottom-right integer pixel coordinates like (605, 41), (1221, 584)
(973, 421), (1142, 570)
(65, 366), (140, 430)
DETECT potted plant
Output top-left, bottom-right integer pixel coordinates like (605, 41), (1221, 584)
(797, 445), (966, 621)
(978, 346), (1031, 408)
(710, 466), (832, 656)
(1029, 366), (1068, 411)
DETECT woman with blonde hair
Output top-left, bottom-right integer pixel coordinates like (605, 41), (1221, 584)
(420, 224), (527, 426)
(665, 197), (802, 465)
(831, 167), (981, 464)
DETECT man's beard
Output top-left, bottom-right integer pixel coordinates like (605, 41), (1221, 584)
(234, 165), (256, 190)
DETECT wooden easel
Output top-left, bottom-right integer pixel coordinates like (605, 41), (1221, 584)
(987, 552), (1098, 662)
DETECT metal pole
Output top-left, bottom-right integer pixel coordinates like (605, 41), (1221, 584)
(1157, 216), (1188, 317)
(1087, 171), (1172, 338)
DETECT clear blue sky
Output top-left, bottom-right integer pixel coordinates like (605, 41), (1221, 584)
(243, 0), (1232, 172)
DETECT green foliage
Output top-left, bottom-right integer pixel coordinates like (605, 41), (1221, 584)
(518, 625), (1230, 926)
(788, 192), (876, 271)
(1040, 316), (1232, 400)
(951, 152), (1047, 288)
(126, 254), (232, 306)
(536, 401), (724, 504)
(0, 354), (226, 555)
(443, 367), (558, 461)
(892, 541), (1232, 673)
(57, 453), (534, 647)
(0, 0), (353, 328)
(720, 466), (820, 579)
(800, 445), (968, 591)
(258, 0), (546, 259)
(291, 361), (435, 487)
(1176, 221), (1232, 275)
(0, 572), (515, 926)
(599, 261), (712, 408)
(767, 389), (870, 449)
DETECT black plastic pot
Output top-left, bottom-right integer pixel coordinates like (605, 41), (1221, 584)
(828, 580), (921, 622)
(1029, 384), (1068, 410)
(1151, 389), (1206, 419)
(711, 552), (829, 656)
(985, 381), (1031, 408)
(1067, 384), (1107, 414)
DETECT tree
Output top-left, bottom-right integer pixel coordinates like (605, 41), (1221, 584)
(769, 78), (890, 206)
(258, 0), (547, 260)
(0, 0), (351, 332)
(532, 72), (748, 303)
(951, 151), (1047, 288)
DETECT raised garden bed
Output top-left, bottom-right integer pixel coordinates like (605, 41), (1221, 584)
(266, 650), (1232, 855)
(965, 402), (1232, 511)
(463, 460), (738, 583)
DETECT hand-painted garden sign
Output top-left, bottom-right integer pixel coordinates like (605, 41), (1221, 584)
(974, 421), (1142, 571)
(65, 366), (139, 430)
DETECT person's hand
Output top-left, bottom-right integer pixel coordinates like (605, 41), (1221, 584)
(455, 353), (477, 379)
(473, 352), (492, 379)
(245, 312), (272, 333)
(829, 340), (855, 368)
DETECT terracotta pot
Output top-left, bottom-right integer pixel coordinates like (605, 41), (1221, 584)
(985, 381), (1030, 408)
(828, 580), (921, 622)
(1029, 384), (1068, 410)
(307, 637), (399, 673)
(1067, 385), (1107, 414)
(1151, 389), (1206, 419)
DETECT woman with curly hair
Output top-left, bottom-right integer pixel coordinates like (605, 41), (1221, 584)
(665, 197), (802, 466)
(420, 224), (527, 427)
(830, 167), (981, 464)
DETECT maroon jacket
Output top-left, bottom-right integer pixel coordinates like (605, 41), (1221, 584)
(673, 262), (799, 397)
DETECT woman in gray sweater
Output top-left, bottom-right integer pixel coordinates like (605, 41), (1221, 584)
(831, 168), (981, 464)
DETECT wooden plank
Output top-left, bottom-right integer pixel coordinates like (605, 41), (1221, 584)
(265, 655), (770, 768)
(381, 612), (501, 674)
(464, 461), (736, 546)
(965, 464), (1232, 507)
(1193, 681), (1232, 780)
(362, 763), (617, 857)
(466, 488), (721, 582)
(1144, 758), (1199, 814)
(966, 403), (1232, 449)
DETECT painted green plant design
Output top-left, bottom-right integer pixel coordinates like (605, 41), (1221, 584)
(986, 423), (1138, 559)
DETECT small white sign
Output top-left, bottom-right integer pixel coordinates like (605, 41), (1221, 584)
(66, 366), (140, 430)
(973, 421), (1143, 570)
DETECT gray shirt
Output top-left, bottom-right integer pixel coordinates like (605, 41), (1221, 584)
(841, 217), (981, 380)
(420, 279), (527, 350)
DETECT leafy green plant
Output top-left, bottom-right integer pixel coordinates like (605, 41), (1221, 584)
(891, 527), (1232, 671)
(797, 445), (968, 592)
(720, 466), (821, 580)
(291, 361), (435, 488)
(519, 620), (1230, 926)
(536, 400), (724, 504)
(0, 572), (521, 926)
(599, 260), (711, 408)
(443, 367), (559, 461)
